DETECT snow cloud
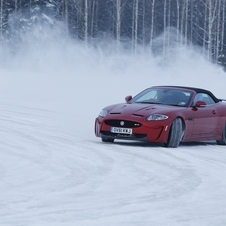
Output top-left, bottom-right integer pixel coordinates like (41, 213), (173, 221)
(0, 25), (226, 107)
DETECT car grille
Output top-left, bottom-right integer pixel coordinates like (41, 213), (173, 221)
(104, 120), (142, 128)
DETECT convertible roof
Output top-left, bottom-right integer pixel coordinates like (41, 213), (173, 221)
(156, 85), (209, 93)
(153, 85), (220, 102)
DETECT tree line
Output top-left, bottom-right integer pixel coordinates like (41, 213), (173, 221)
(0, 0), (225, 68)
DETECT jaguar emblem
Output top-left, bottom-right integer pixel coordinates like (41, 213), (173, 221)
(120, 121), (125, 126)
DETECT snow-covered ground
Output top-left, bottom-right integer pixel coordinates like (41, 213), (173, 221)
(1, 36), (226, 226)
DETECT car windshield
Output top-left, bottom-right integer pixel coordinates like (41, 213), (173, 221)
(130, 88), (192, 107)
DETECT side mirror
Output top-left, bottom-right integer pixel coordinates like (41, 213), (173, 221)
(195, 100), (207, 107)
(125, 95), (132, 103)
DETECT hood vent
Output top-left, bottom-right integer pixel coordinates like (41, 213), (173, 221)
(132, 113), (145, 117)
(110, 112), (121, 115)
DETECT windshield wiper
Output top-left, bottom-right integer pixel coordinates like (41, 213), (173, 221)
(166, 103), (185, 107)
(136, 101), (162, 104)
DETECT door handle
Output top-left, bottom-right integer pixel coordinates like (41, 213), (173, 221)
(212, 110), (216, 114)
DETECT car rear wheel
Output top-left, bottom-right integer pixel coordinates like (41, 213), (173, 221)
(165, 118), (183, 148)
(101, 138), (114, 143)
(216, 124), (226, 145)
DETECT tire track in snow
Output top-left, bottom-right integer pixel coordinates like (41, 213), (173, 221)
(0, 102), (117, 224)
(1, 102), (226, 226)
(93, 141), (202, 203)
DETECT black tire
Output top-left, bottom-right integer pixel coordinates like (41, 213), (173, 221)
(216, 124), (226, 145)
(101, 138), (114, 143)
(165, 118), (183, 148)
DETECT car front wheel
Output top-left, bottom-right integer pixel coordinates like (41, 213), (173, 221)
(165, 118), (183, 148)
(216, 124), (226, 145)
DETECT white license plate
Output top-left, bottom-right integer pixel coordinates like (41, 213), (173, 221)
(110, 127), (132, 134)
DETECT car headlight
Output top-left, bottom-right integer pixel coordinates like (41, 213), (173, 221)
(99, 109), (108, 117)
(146, 114), (169, 121)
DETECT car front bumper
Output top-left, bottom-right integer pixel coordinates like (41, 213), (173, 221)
(95, 117), (171, 143)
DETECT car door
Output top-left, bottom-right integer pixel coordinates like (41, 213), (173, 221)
(191, 93), (218, 135)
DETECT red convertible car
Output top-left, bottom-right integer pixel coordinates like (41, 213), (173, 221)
(95, 86), (226, 148)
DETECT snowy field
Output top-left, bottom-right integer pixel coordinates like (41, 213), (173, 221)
(0, 35), (226, 226)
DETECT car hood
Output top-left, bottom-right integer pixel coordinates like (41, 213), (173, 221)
(107, 103), (182, 117)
